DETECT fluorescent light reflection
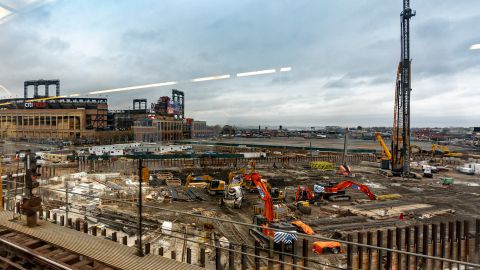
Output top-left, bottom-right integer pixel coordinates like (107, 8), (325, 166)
(236, 69), (276, 77)
(191, 75), (230, 82)
(89, 81), (177, 94)
(470, 44), (480, 50)
(280, 67), (292, 72)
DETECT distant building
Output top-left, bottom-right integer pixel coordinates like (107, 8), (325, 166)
(0, 81), (208, 143)
(133, 116), (184, 142)
(191, 120), (211, 138)
(0, 79), (109, 140)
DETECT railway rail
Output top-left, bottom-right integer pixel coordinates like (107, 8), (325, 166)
(0, 225), (114, 270)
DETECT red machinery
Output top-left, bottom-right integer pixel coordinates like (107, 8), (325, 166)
(247, 172), (297, 249)
(295, 186), (315, 203)
(337, 163), (353, 177)
(316, 180), (376, 201)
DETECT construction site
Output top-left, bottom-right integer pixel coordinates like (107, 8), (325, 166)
(0, 0), (479, 270)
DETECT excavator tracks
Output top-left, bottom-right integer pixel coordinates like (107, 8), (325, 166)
(0, 225), (114, 270)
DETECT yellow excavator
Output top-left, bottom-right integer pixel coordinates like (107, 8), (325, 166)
(184, 174), (226, 195)
(374, 132), (392, 171)
(374, 133), (423, 178)
(431, 144), (462, 158)
(228, 160), (257, 192)
(374, 132), (392, 161)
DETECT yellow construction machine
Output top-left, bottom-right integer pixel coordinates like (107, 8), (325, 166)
(374, 132), (392, 161)
(184, 174), (226, 195)
(374, 132), (392, 172)
(431, 144), (462, 158)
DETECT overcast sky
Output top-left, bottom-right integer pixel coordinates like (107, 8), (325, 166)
(0, 0), (479, 127)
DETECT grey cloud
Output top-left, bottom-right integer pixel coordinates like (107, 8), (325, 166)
(0, 0), (479, 126)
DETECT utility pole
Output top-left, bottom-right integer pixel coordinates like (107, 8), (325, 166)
(342, 128), (349, 165)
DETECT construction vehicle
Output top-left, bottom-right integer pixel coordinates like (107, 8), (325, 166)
(208, 180), (226, 195)
(184, 174), (225, 195)
(295, 186), (316, 204)
(374, 132), (392, 170)
(184, 174), (213, 191)
(221, 185), (244, 208)
(228, 160), (258, 192)
(422, 165), (433, 178)
(374, 132), (421, 178)
(314, 180), (376, 202)
(431, 144), (463, 158)
(248, 172), (297, 250)
(312, 241), (343, 255)
(337, 163), (353, 177)
(441, 177), (454, 185)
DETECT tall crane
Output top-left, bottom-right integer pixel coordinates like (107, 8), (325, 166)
(392, 0), (415, 177)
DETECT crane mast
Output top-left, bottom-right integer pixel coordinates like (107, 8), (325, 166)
(392, 0), (415, 177)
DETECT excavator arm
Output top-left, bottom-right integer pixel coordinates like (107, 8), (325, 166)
(246, 172), (274, 222)
(375, 132), (392, 160)
(326, 180), (376, 200)
(432, 144), (463, 158)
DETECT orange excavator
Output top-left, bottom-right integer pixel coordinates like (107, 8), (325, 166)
(295, 186), (316, 203)
(247, 172), (297, 250)
(314, 180), (376, 202)
(337, 163), (353, 177)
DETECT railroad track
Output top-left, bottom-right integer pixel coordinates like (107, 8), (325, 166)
(0, 225), (114, 270)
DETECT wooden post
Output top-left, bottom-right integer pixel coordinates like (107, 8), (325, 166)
(302, 238), (309, 268)
(386, 229), (393, 270)
(431, 224), (438, 270)
(112, 232), (117, 242)
(456, 220), (462, 267)
(464, 220), (470, 261)
(377, 230), (383, 270)
(406, 226), (412, 270)
(268, 238), (274, 270)
(291, 239), (297, 270)
(187, 248), (191, 264)
(279, 242), (285, 270)
(92, 226), (97, 236)
(241, 244), (247, 270)
(422, 224), (429, 269)
(254, 241), (260, 270)
(83, 223), (88, 234)
(229, 243), (235, 270)
(367, 231), (373, 270)
(347, 234), (353, 270)
(475, 219), (480, 264)
(414, 225), (419, 268)
(448, 221), (454, 270)
(145, 243), (150, 255)
(396, 228), (402, 270)
(101, 228), (106, 237)
(440, 222), (446, 270)
(216, 243), (222, 270)
(358, 232), (364, 270)
(122, 236), (127, 245)
(159, 247), (164, 256)
(200, 247), (206, 268)
(75, 219), (80, 231)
